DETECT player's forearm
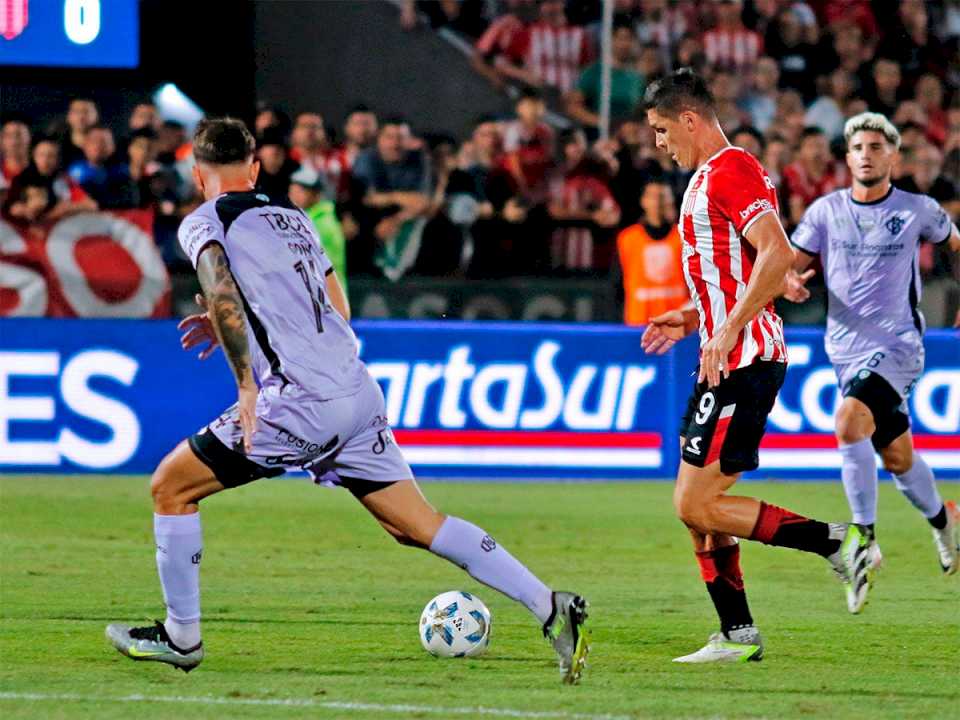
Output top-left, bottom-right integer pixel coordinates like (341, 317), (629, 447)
(724, 243), (792, 334)
(196, 246), (256, 390)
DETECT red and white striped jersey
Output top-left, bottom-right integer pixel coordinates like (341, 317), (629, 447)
(509, 22), (592, 93)
(701, 28), (763, 73)
(679, 146), (787, 369)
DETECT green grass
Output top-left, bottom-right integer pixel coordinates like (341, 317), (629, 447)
(1, 476), (957, 720)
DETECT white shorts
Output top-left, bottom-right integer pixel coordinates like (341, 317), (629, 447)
(833, 343), (925, 402)
(191, 371), (413, 490)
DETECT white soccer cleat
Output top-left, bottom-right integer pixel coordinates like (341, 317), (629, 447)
(932, 500), (960, 575)
(866, 538), (883, 572)
(673, 627), (763, 664)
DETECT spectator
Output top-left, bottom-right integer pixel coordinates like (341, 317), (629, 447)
(762, 133), (790, 197)
(24, 137), (96, 220)
(68, 125), (138, 209)
(289, 112), (352, 201)
(635, 0), (687, 68)
(156, 121), (187, 165)
(502, 0), (592, 93)
(877, 0), (945, 83)
(701, 0), (763, 74)
(471, 0), (536, 90)
(400, 0), (489, 38)
(254, 103), (290, 137)
(127, 128), (161, 208)
(288, 165), (349, 292)
(896, 142), (960, 215)
(738, 56), (780, 133)
(351, 117), (432, 279)
(62, 97), (98, 168)
(782, 126), (848, 226)
(1, 119), (30, 184)
(674, 32), (707, 74)
(913, 73), (949, 146)
(614, 179), (685, 325)
(499, 87), (554, 204)
(565, 19), (644, 134)
(342, 105), (379, 168)
(731, 125), (765, 160)
(637, 42), (666, 84)
(547, 127), (620, 272)
(863, 58), (903, 118)
(254, 128), (298, 199)
(709, 71), (750, 135)
(129, 102), (162, 134)
(2, 170), (55, 224)
(770, 89), (807, 147)
(765, 6), (817, 101)
(805, 68), (854, 141)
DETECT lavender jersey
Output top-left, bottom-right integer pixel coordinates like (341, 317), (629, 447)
(178, 191), (365, 400)
(791, 187), (956, 363)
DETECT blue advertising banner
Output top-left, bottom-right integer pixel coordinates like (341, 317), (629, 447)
(0, 319), (957, 478)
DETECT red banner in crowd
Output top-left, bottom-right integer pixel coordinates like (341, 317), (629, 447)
(0, 210), (170, 318)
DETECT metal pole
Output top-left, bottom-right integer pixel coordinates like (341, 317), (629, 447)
(598, 0), (614, 141)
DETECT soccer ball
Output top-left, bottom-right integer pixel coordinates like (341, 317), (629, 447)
(419, 590), (491, 658)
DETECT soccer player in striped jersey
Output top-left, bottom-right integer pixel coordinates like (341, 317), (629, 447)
(785, 112), (960, 575)
(641, 70), (875, 664)
(105, 118), (589, 683)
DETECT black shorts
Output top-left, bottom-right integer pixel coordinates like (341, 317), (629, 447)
(679, 361), (786, 475)
(188, 430), (395, 499)
(842, 370), (910, 451)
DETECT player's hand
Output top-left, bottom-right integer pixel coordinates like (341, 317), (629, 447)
(237, 383), (258, 455)
(783, 268), (815, 303)
(698, 325), (737, 388)
(177, 294), (219, 360)
(641, 310), (691, 355)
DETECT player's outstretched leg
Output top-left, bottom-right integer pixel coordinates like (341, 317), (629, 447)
(674, 461), (877, 615)
(354, 478), (589, 684)
(673, 532), (763, 664)
(881, 435), (959, 574)
(106, 441), (225, 673)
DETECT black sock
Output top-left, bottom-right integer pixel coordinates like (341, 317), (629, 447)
(705, 580), (754, 634)
(928, 505), (947, 531)
(751, 502), (842, 557)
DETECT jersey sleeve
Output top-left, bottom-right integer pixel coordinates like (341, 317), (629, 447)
(918, 195), (955, 244)
(709, 151), (779, 236)
(790, 199), (826, 255)
(177, 208), (225, 269)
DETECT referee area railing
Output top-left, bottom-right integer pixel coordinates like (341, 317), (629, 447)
(0, 319), (957, 479)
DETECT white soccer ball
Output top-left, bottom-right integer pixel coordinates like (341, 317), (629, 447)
(419, 590), (492, 658)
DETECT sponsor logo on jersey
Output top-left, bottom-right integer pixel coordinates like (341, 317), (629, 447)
(739, 198), (773, 220)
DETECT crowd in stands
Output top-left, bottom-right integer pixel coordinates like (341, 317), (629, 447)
(2, 0), (958, 323)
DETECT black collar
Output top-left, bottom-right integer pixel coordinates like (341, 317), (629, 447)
(850, 185), (894, 206)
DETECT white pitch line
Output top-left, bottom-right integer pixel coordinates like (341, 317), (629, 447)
(0, 691), (635, 720)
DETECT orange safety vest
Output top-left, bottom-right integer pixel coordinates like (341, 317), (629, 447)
(617, 223), (688, 326)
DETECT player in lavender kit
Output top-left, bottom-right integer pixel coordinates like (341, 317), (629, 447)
(105, 118), (590, 683)
(786, 112), (960, 578)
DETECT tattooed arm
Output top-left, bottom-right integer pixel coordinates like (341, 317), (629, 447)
(196, 243), (258, 452)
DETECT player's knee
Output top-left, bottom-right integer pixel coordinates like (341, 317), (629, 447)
(150, 454), (187, 512)
(881, 447), (913, 475)
(835, 405), (872, 445)
(673, 489), (709, 532)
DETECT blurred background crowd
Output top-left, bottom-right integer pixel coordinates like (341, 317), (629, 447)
(2, 0), (958, 324)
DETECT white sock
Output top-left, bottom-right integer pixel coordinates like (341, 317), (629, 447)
(429, 516), (554, 624)
(155, 513), (203, 649)
(893, 454), (943, 519)
(839, 438), (878, 526)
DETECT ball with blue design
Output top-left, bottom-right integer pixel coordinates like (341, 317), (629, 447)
(419, 590), (491, 658)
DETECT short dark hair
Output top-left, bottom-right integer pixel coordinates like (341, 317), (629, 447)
(800, 126), (825, 141)
(193, 117), (255, 165)
(518, 86), (544, 103)
(643, 68), (715, 118)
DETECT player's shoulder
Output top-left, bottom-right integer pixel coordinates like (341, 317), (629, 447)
(179, 197), (222, 239)
(889, 185), (938, 210)
(707, 147), (770, 185)
(806, 187), (847, 214)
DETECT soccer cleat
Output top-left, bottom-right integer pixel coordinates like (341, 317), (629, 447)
(542, 591), (589, 685)
(932, 500), (960, 575)
(105, 620), (203, 673)
(866, 539), (883, 572)
(672, 627), (764, 664)
(828, 523), (875, 614)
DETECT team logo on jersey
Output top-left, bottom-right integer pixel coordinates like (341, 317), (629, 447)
(884, 215), (904, 235)
(739, 198), (773, 220)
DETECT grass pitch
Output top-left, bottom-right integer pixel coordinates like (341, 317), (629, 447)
(1, 476), (957, 719)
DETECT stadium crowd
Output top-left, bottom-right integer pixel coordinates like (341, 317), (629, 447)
(2, 0), (958, 322)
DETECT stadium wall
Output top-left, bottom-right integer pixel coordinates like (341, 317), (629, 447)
(0, 319), (957, 479)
